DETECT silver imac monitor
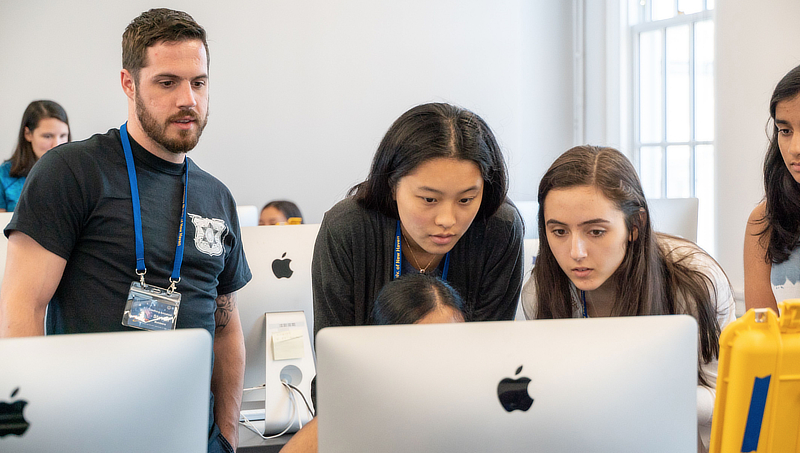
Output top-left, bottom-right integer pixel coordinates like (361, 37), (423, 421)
(236, 205), (260, 227)
(237, 224), (319, 433)
(647, 197), (699, 242)
(0, 329), (212, 453)
(316, 316), (698, 453)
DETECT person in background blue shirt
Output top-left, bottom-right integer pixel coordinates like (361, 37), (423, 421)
(0, 100), (71, 212)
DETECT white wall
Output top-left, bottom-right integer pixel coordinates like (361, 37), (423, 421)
(579, 0), (626, 152)
(0, 0), (573, 224)
(715, 0), (800, 293)
(5, 0), (789, 295)
(515, 0), (575, 204)
(6, 0), (793, 300)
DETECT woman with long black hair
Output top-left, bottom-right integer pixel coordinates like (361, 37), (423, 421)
(312, 102), (524, 334)
(744, 64), (800, 312)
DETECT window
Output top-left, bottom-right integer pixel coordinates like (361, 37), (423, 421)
(631, 0), (715, 253)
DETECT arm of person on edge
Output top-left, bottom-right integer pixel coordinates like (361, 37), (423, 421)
(212, 291), (245, 451)
(0, 231), (66, 337)
(279, 417), (318, 453)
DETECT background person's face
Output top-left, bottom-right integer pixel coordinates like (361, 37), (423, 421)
(25, 118), (69, 158)
(259, 206), (288, 225)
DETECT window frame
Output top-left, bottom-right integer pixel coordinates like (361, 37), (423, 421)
(631, 8), (713, 197)
(628, 0), (715, 252)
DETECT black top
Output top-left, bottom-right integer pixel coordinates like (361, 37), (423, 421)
(6, 128), (252, 337)
(312, 197), (524, 335)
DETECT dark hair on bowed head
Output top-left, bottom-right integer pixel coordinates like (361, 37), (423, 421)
(371, 273), (466, 325)
(350, 103), (509, 221)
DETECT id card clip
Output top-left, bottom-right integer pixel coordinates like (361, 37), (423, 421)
(122, 281), (181, 331)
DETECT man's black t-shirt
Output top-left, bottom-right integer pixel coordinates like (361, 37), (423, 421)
(6, 128), (252, 337)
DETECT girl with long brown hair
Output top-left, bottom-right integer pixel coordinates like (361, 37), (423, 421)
(522, 145), (735, 452)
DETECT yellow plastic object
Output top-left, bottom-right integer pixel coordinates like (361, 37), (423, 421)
(286, 217), (302, 225)
(710, 299), (800, 452)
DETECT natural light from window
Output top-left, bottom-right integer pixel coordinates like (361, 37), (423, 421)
(631, 0), (715, 254)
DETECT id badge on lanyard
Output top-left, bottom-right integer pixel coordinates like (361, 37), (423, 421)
(118, 122), (188, 331)
(122, 281), (181, 330)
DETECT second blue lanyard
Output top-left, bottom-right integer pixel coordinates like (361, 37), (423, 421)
(393, 221), (450, 280)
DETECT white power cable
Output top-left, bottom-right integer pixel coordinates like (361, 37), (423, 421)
(239, 382), (295, 439)
(239, 381), (311, 440)
(242, 384), (266, 393)
(285, 382), (315, 418)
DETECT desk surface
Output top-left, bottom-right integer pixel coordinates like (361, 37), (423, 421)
(238, 423), (293, 453)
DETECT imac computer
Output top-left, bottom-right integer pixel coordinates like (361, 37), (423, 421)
(236, 205), (259, 227)
(647, 197), (699, 242)
(237, 224), (319, 435)
(0, 329), (212, 453)
(316, 316), (698, 453)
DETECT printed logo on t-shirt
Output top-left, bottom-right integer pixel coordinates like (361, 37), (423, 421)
(188, 214), (227, 257)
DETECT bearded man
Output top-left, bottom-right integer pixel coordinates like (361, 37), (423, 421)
(0, 9), (251, 453)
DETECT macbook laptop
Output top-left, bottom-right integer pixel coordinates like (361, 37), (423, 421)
(316, 316), (698, 453)
(237, 224), (319, 430)
(0, 329), (211, 453)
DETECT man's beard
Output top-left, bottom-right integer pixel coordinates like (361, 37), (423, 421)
(135, 91), (208, 154)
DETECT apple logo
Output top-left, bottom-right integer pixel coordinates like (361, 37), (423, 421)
(0, 387), (30, 437)
(497, 366), (533, 412)
(272, 253), (294, 279)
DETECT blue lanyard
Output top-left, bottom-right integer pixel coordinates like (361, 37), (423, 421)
(393, 221), (450, 280)
(120, 123), (188, 290)
(580, 290), (588, 318)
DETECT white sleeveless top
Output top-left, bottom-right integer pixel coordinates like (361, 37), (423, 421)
(771, 245), (800, 305)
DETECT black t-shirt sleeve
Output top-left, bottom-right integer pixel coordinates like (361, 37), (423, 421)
(5, 149), (90, 259)
(215, 209), (252, 296)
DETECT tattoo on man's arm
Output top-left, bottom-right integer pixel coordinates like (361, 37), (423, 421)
(215, 292), (236, 331)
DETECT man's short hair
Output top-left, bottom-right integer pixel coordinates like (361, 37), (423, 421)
(122, 8), (209, 84)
